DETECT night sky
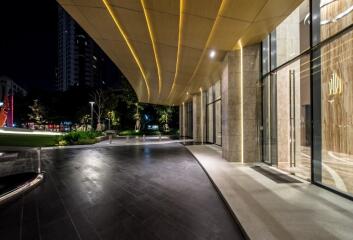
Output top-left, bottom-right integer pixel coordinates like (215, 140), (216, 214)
(0, 1), (58, 91)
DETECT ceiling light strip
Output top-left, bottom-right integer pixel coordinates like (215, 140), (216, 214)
(102, 0), (150, 100)
(240, 46), (244, 164)
(140, 0), (162, 96)
(180, 0), (226, 98)
(167, 0), (185, 100)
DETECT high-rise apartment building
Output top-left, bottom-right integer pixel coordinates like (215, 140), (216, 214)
(57, 6), (103, 91)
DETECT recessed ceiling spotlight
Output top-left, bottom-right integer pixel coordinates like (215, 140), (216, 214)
(186, 92), (189, 95)
(209, 50), (216, 59)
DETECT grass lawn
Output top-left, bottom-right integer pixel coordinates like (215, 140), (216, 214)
(0, 134), (58, 147)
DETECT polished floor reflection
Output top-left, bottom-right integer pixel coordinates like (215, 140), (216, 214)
(0, 143), (243, 240)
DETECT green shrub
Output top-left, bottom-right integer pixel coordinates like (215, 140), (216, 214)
(57, 131), (102, 145)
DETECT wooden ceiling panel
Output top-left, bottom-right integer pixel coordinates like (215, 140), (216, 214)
(209, 17), (250, 50)
(238, 16), (287, 48)
(255, 0), (303, 22)
(130, 41), (159, 94)
(149, 10), (179, 47)
(145, 0), (179, 16)
(58, 0), (74, 4)
(96, 39), (129, 70)
(182, 14), (214, 50)
(222, 0), (267, 22)
(132, 43), (157, 71)
(158, 44), (177, 73)
(159, 71), (175, 100)
(71, 0), (104, 8)
(80, 6), (123, 41)
(178, 46), (203, 75)
(184, 0), (221, 20)
(109, 0), (141, 12)
(105, 41), (136, 68)
(57, 0), (304, 105)
(111, 6), (151, 44)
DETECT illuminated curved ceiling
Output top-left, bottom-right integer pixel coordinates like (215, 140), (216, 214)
(57, 0), (303, 105)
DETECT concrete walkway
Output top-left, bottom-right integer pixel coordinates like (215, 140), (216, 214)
(186, 144), (353, 240)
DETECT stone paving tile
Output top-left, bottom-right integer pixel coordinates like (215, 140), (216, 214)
(0, 143), (244, 240)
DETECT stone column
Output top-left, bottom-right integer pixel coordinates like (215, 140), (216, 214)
(179, 105), (183, 137)
(179, 103), (187, 137)
(222, 44), (261, 162)
(192, 92), (206, 143)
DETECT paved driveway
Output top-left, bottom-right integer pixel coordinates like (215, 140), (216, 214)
(0, 143), (244, 240)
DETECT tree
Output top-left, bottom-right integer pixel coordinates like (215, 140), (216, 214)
(156, 106), (173, 132)
(80, 114), (90, 131)
(28, 99), (46, 125)
(106, 110), (120, 130)
(90, 89), (106, 131)
(133, 103), (143, 131)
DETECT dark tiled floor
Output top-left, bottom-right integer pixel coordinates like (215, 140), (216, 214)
(0, 143), (244, 240)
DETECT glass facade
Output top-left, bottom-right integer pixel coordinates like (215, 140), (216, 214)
(271, 0), (310, 68)
(261, 0), (353, 198)
(315, 29), (353, 195)
(206, 81), (222, 145)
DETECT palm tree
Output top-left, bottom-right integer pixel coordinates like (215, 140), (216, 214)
(157, 106), (173, 132)
(106, 110), (120, 130)
(133, 103), (143, 131)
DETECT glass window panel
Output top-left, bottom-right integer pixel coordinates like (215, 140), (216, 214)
(270, 31), (277, 70)
(207, 85), (214, 103)
(262, 36), (270, 75)
(262, 76), (275, 164)
(275, 54), (311, 180)
(214, 81), (221, 100)
(320, 0), (353, 41)
(274, 0), (310, 67)
(316, 29), (353, 196)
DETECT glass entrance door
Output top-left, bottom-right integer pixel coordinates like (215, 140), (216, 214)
(276, 57), (311, 180)
(262, 75), (277, 165)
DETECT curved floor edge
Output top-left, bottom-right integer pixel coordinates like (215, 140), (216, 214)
(0, 173), (44, 205)
(184, 145), (250, 240)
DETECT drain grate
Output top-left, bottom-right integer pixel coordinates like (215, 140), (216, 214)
(251, 166), (302, 183)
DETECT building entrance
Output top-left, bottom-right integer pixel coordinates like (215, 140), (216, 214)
(262, 57), (311, 181)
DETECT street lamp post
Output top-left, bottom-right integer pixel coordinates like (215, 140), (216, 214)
(89, 101), (95, 131)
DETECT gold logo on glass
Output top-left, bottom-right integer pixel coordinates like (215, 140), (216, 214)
(328, 73), (343, 96)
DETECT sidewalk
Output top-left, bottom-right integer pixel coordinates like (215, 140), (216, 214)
(186, 144), (353, 240)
